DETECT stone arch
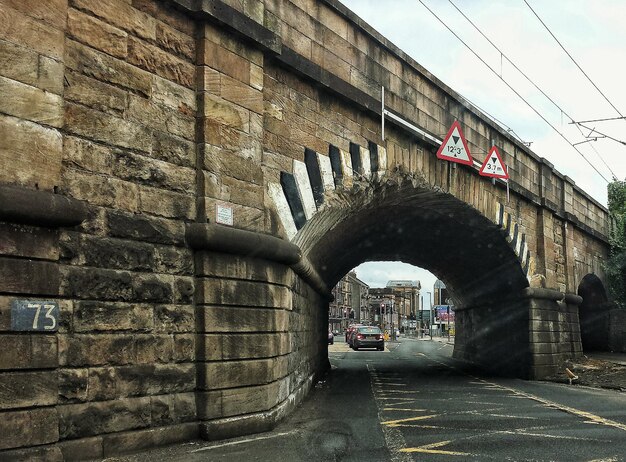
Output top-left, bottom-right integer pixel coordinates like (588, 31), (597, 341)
(293, 172), (529, 307)
(577, 273), (610, 350)
(285, 168), (535, 376)
(266, 143), (586, 378)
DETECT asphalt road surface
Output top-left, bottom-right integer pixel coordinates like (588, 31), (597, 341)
(109, 337), (626, 461)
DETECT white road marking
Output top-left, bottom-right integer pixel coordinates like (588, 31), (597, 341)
(190, 431), (298, 452)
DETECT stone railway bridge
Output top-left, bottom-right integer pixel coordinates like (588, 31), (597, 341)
(0, 0), (615, 458)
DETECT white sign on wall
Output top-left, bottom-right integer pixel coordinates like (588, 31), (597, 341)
(216, 204), (234, 226)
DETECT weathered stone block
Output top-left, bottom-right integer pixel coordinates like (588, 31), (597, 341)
(58, 397), (152, 439)
(221, 380), (280, 417)
(0, 223), (59, 260)
(173, 334), (195, 361)
(38, 55), (65, 95)
(154, 246), (194, 275)
(201, 92), (250, 132)
(200, 278), (292, 308)
(0, 407), (59, 450)
(154, 305), (194, 333)
(73, 300), (153, 332)
(0, 35), (60, 86)
(64, 70), (128, 115)
(60, 233), (155, 271)
(198, 332), (289, 361)
(114, 363), (195, 397)
(156, 21), (194, 61)
(0, 370), (57, 409)
(60, 334), (136, 367)
(138, 186), (195, 220)
(128, 36), (194, 88)
(64, 103), (153, 153)
(134, 334), (174, 363)
(202, 144), (263, 185)
(151, 75), (196, 115)
(250, 63), (263, 90)
(152, 131), (196, 168)
(87, 367), (116, 401)
(62, 169), (139, 211)
(197, 306), (289, 333)
(133, 275), (173, 303)
(200, 67), (263, 113)
(107, 209), (185, 245)
(112, 148), (195, 194)
(67, 8), (128, 58)
(0, 257), (60, 296)
(0, 444), (63, 461)
(149, 392), (195, 425)
(200, 39), (251, 84)
(196, 381), (280, 420)
(210, 173), (266, 210)
(127, 95), (195, 141)
(0, 75), (63, 127)
(101, 422), (198, 457)
(65, 40), (152, 97)
(61, 266), (134, 301)
(2, 0), (67, 29)
(0, 114), (62, 190)
(198, 357), (287, 390)
(70, 0), (156, 41)
(59, 436), (103, 461)
(0, 4), (64, 60)
(59, 368), (88, 403)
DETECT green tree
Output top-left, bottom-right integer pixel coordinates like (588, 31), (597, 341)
(606, 180), (626, 308)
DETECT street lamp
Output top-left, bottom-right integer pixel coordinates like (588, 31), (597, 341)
(426, 291), (432, 338)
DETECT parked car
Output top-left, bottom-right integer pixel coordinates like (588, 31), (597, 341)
(346, 324), (363, 346)
(352, 326), (384, 351)
(328, 331), (334, 345)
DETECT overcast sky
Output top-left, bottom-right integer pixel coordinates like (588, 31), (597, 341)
(342, 0), (626, 292)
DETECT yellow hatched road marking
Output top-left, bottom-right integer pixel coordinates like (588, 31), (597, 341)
(399, 440), (471, 456)
(382, 414), (438, 426)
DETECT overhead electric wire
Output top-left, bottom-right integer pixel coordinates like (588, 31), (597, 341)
(415, 0), (610, 183)
(573, 116), (626, 124)
(447, 0), (618, 180)
(523, 0), (626, 124)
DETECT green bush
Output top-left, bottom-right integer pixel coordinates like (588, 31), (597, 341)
(606, 180), (626, 308)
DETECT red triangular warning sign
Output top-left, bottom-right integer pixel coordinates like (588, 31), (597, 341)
(479, 146), (509, 179)
(436, 121), (473, 166)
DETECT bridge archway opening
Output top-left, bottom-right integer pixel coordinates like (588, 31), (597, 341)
(293, 174), (531, 376)
(577, 273), (610, 350)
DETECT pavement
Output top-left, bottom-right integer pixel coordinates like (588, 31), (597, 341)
(586, 351), (626, 366)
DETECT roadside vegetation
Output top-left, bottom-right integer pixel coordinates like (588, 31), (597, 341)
(606, 180), (626, 309)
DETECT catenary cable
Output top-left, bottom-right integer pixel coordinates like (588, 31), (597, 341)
(416, 0), (610, 183)
(523, 0), (626, 123)
(448, 0), (618, 179)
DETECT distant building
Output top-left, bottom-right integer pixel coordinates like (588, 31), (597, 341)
(329, 271), (369, 332)
(365, 280), (421, 334)
(386, 280), (420, 332)
(433, 280), (454, 336)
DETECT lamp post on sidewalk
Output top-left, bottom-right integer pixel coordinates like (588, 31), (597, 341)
(426, 291), (432, 338)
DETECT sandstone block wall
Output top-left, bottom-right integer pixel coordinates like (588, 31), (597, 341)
(0, 0), (614, 457)
(194, 251), (326, 441)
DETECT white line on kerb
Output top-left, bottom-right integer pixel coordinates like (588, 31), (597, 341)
(190, 431), (298, 453)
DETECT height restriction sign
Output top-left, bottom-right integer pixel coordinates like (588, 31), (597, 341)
(479, 146), (509, 179)
(436, 120), (473, 166)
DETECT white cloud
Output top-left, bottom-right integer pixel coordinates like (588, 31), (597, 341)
(354, 261), (439, 298)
